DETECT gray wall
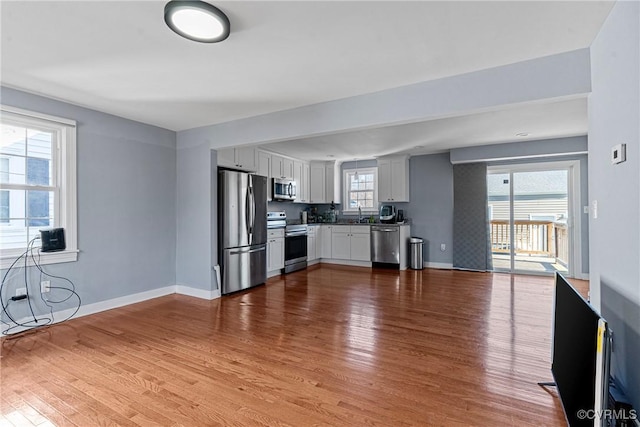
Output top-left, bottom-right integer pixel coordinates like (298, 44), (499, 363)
(1, 86), (177, 313)
(175, 137), (215, 291)
(175, 129), (216, 292)
(389, 153), (454, 266)
(589, 0), (640, 410)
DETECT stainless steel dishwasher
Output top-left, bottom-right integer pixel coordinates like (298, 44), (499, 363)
(370, 225), (400, 264)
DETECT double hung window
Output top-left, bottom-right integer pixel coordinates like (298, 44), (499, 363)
(343, 167), (378, 213)
(0, 106), (77, 267)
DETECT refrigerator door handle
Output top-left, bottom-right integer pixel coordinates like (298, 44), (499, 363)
(249, 184), (256, 236)
(229, 246), (266, 255)
(245, 185), (252, 244)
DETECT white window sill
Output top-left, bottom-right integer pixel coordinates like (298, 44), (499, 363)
(0, 249), (78, 270)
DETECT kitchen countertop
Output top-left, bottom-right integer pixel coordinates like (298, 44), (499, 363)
(306, 222), (409, 226)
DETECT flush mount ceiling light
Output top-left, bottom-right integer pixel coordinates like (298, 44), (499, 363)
(516, 132), (530, 137)
(164, 1), (230, 43)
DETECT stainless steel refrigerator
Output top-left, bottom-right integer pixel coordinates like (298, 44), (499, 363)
(218, 170), (268, 294)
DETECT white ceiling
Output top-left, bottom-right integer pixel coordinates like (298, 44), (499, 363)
(1, 1), (613, 159)
(262, 97), (589, 161)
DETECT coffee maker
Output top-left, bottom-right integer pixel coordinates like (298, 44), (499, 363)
(379, 205), (397, 223)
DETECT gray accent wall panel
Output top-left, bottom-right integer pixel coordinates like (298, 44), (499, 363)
(453, 163), (491, 271)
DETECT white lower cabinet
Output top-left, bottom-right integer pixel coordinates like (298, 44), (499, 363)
(320, 225), (333, 258)
(330, 226), (352, 260)
(329, 225), (371, 261)
(307, 226), (318, 262)
(267, 229), (284, 273)
(350, 229), (371, 261)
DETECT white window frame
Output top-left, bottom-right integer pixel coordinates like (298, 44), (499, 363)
(342, 167), (378, 214)
(0, 105), (78, 268)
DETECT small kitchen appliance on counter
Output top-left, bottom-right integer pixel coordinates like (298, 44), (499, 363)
(379, 205), (397, 224)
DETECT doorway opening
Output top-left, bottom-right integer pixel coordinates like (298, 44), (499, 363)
(488, 161), (581, 276)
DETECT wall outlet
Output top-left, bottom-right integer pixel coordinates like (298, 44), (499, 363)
(440, 243), (446, 252)
(41, 280), (51, 293)
(16, 287), (26, 297)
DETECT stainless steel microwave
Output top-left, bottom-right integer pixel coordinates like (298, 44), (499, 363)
(273, 178), (296, 201)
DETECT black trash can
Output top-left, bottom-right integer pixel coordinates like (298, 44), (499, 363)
(410, 237), (424, 270)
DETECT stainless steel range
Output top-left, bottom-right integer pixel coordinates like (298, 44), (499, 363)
(284, 223), (308, 273)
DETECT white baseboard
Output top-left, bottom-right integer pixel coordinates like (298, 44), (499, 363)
(320, 259), (372, 268)
(175, 284), (220, 300)
(424, 262), (453, 269)
(267, 269), (282, 278)
(2, 284), (221, 336)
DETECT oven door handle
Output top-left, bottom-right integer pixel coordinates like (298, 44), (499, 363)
(286, 231), (308, 237)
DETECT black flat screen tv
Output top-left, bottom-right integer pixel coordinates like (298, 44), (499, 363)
(551, 273), (611, 427)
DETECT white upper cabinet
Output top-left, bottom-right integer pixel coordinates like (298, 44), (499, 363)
(217, 147), (257, 172)
(309, 162), (326, 203)
(293, 160), (310, 203)
(302, 163), (310, 203)
(309, 161), (340, 204)
(271, 155), (285, 178)
(257, 150), (272, 200)
(217, 148), (236, 167)
(257, 150), (271, 178)
(270, 154), (294, 180)
(325, 162), (340, 205)
(283, 158), (294, 180)
(377, 155), (410, 202)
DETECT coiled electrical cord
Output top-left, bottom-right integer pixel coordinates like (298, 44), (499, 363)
(0, 237), (81, 336)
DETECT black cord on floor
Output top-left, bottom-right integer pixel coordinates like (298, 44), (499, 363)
(0, 236), (81, 336)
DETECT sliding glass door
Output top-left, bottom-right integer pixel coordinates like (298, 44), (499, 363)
(488, 162), (577, 276)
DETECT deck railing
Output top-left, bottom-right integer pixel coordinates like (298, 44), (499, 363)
(554, 223), (569, 266)
(490, 220), (568, 265)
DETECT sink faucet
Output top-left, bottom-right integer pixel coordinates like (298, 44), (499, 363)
(358, 206), (362, 223)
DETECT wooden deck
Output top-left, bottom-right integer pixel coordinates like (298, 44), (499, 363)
(491, 220), (569, 266)
(1, 265), (588, 426)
